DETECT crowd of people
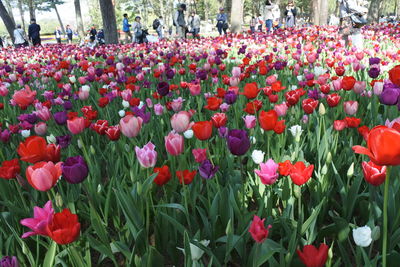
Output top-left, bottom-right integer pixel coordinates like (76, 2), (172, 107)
(0, 0), (397, 49)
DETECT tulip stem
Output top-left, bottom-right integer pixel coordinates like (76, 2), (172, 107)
(382, 166), (390, 267)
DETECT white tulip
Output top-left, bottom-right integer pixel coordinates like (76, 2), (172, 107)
(353, 226), (372, 247)
(184, 130), (194, 139)
(46, 134), (56, 144)
(289, 125), (303, 142)
(122, 100), (130, 108)
(69, 76), (76, 83)
(21, 130), (31, 138)
(81, 85), (90, 92)
(251, 150), (265, 164)
(118, 110), (126, 117)
(190, 240), (210, 261)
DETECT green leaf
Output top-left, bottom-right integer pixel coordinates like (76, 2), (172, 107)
(301, 197), (326, 235)
(154, 203), (186, 214)
(255, 239), (283, 266)
(43, 241), (57, 267)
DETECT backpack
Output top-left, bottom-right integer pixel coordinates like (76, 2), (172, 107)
(153, 19), (160, 30)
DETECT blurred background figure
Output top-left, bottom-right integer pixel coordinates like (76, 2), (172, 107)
(54, 27), (62, 44)
(28, 18), (41, 46)
(122, 13), (132, 44)
(13, 24), (28, 48)
(188, 11), (201, 38)
(216, 7), (228, 35)
(66, 25), (73, 44)
(285, 1), (297, 28)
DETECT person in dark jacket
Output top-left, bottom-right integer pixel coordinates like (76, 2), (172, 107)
(28, 18), (41, 46)
(285, 1), (297, 28)
(66, 25), (73, 44)
(89, 26), (97, 38)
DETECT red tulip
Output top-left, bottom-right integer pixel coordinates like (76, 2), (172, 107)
(341, 76), (356, 91)
(297, 243), (329, 267)
(0, 159), (20, 179)
(241, 82), (260, 99)
(285, 90), (300, 106)
(302, 99), (319, 114)
(48, 208), (80, 245)
(335, 66), (345, 76)
(259, 110), (278, 131)
(105, 126), (121, 141)
(362, 161), (386, 186)
(92, 120), (109, 135)
(18, 136), (60, 164)
(344, 117), (361, 128)
(153, 165), (172, 186)
(243, 100), (263, 114)
(353, 126), (400, 166)
(357, 125), (369, 141)
(248, 215), (272, 243)
(326, 94), (341, 107)
(289, 161), (314, 185)
(176, 170), (197, 185)
(388, 65), (400, 86)
(278, 160), (292, 176)
(192, 121), (213, 140)
(211, 113), (227, 128)
(333, 120), (347, 131)
(273, 120), (286, 134)
(204, 97), (222, 111)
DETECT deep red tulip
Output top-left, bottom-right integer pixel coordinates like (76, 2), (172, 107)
(176, 170), (197, 185)
(105, 126), (121, 141)
(273, 120), (286, 134)
(335, 66), (345, 76)
(204, 97), (222, 111)
(341, 76), (356, 91)
(243, 100), (263, 114)
(249, 215), (272, 243)
(153, 165), (172, 186)
(241, 82), (260, 99)
(92, 120), (109, 135)
(362, 161), (386, 186)
(0, 159), (20, 180)
(344, 117), (361, 128)
(297, 243), (329, 267)
(302, 99), (319, 114)
(278, 160), (292, 176)
(326, 93), (341, 107)
(48, 209), (80, 245)
(18, 136), (48, 163)
(388, 65), (400, 86)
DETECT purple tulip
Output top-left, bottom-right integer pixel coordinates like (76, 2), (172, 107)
(369, 57), (381, 65)
(224, 90), (237, 104)
(53, 111), (68, 125)
(0, 129), (11, 143)
(380, 86), (400, 106)
(227, 129), (250, 156)
(0, 256), (19, 267)
(199, 160), (219, 179)
(368, 67), (380, 79)
(56, 135), (72, 148)
(157, 82), (170, 96)
(63, 101), (73, 110)
(62, 156), (89, 184)
(218, 126), (228, 138)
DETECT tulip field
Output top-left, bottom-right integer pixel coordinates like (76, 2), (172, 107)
(1, 24), (400, 267)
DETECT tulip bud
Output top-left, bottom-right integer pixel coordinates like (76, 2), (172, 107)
(97, 184), (102, 193)
(347, 163), (354, 178)
(225, 219), (233, 235)
(77, 139), (83, 149)
(183, 129), (194, 139)
(21, 130), (31, 138)
(326, 152), (332, 164)
(294, 185), (301, 198)
(122, 100), (130, 108)
(124, 144), (130, 152)
(321, 164), (328, 175)
(90, 145), (95, 154)
(55, 193), (63, 207)
(118, 110), (126, 117)
(318, 103), (326, 115)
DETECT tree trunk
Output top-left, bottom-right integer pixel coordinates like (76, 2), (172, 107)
(230, 0), (242, 33)
(98, 0), (118, 44)
(319, 0), (328, 25)
(74, 0), (85, 38)
(4, 0), (15, 25)
(226, 0), (232, 21)
(397, 0), (400, 20)
(53, 2), (66, 34)
(368, 0), (381, 23)
(27, 0), (35, 20)
(0, 0), (16, 42)
(312, 0), (320, 25)
(18, 0), (25, 31)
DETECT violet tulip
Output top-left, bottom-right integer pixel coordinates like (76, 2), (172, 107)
(227, 129), (250, 156)
(62, 156), (89, 184)
(199, 160), (219, 179)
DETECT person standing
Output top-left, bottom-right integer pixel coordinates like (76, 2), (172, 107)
(89, 26), (97, 38)
(338, 0), (368, 47)
(285, 1), (297, 28)
(122, 13), (132, 43)
(133, 16), (145, 44)
(28, 18), (41, 46)
(188, 11), (201, 38)
(54, 27), (62, 44)
(257, 14), (263, 31)
(174, 4), (187, 39)
(13, 25), (28, 48)
(156, 16), (164, 40)
(66, 25), (73, 44)
(264, 0), (275, 33)
(272, 3), (281, 30)
(216, 8), (228, 35)
(250, 16), (257, 33)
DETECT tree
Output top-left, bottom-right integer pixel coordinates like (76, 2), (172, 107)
(319, 0), (329, 25)
(312, 0), (320, 25)
(4, 0), (15, 25)
(18, 0), (26, 31)
(369, 0), (382, 23)
(230, 0), (243, 33)
(0, 0), (16, 42)
(37, 0), (66, 34)
(99, 0), (118, 44)
(27, 0), (35, 20)
(74, 0), (85, 37)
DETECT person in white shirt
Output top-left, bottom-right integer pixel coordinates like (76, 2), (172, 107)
(188, 11), (201, 38)
(13, 25), (28, 48)
(264, 0), (275, 32)
(257, 14), (263, 31)
(86, 36), (98, 49)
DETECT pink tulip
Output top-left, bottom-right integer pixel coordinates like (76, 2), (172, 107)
(266, 75), (277, 85)
(232, 67), (241, 78)
(170, 111), (193, 133)
(373, 82), (384, 95)
(171, 97), (184, 112)
(243, 115), (256, 129)
(192, 148), (207, 163)
(78, 76), (86, 84)
(0, 84), (8, 96)
(274, 103), (288, 117)
(343, 101), (358, 115)
(12, 86), (37, 109)
(26, 161), (62, 191)
(165, 131), (184, 156)
(229, 77), (240, 87)
(189, 84), (201, 96)
(332, 79), (342, 91)
(20, 201), (54, 238)
(121, 90), (132, 101)
(306, 53), (317, 64)
(78, 90), (89, 100)
(35, 104), (51, 121)
(154, 104), (164, 115)
(254, 159), (279, 185)
(67, 117), (85, 135)
(34, 122), (47, 136)
(135, 142), (157, 168)
(146, 98), (153, 108)
(119, 115), (143, 138)
(353, 81), (366, 94)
